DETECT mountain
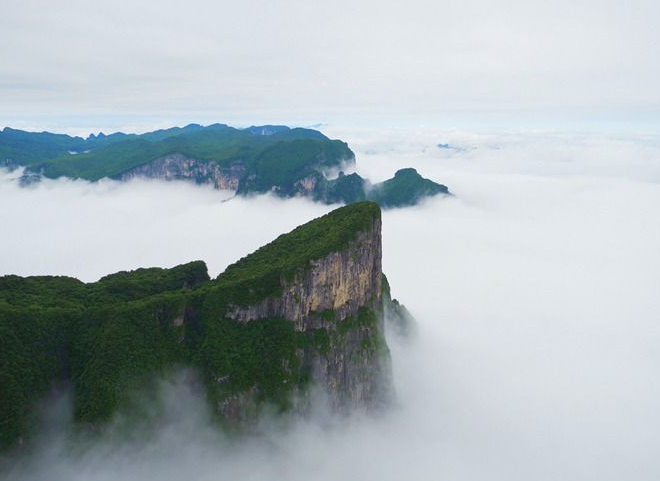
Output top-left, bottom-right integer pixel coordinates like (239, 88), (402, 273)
(313, 168), (450, 208)
(0, 202), (413, 449)
(368, 168), (450, 207)
(0, 124), (450, 207)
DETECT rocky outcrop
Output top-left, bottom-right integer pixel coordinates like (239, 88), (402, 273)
(293, 174), (321, 196)
(222, 215), (390, 413)
(0, 202), (399, 449)
(117, 153), (245, 190)
(226, 219), (381, 329)
(110, 152), (448, 209)
(304, 306), (392, 412)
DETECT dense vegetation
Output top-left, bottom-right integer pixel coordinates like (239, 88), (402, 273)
(0, 202), (383, 449)
(0, 124), (451, 208)
(0, 262), (211, 443)
(216, 202), (381, 305)
(368, 168), (450, 207)
(313, 168), (450, 208)
(237, 139), (352, 195)
(0, 124), (352, 185)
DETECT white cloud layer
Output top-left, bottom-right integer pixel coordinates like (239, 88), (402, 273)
(1, 127), (660, 480)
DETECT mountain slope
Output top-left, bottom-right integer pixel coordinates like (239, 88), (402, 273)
(368, 168), (450, 207)
(0, 202), (403, 449)
(1, 124), (451, 207)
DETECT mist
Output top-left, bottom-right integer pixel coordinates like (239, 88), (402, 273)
(1, 127), (659, 480)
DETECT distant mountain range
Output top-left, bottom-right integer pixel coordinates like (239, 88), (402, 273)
(0, 123), (450, 208)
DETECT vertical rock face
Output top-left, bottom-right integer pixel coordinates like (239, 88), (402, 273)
(117, 154), (245, 190)
(0, 202), (397, 448)
(225, 220), (382, 329)
(222, 215), (391, 414)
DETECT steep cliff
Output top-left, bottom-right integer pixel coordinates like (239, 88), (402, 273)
(0, 202), (397, 448)
(224, 220), (381, 328)
(2, 124), (450, 208)
(117, 153), (246, 190)
(312, 168), (451, 207)
(215, 202), (390, 413)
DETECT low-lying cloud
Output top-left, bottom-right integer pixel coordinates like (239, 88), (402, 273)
(1, 127), (659, 480)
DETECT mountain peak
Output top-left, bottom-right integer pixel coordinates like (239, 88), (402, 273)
(217, 201), (382, 307)
(394, 167), (419, 177)
(0, 202), (395, 446)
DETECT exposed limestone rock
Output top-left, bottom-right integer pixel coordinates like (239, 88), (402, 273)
(0, 202), (402, 449)
(223, 216), (391, 414)
(294, 174), (319, 195)
(118, 153), (245, 190)
(225, 218), (382, 330)
(115, 153), (363, 202)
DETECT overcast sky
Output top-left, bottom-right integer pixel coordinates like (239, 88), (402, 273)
(1, 0), (659, 133)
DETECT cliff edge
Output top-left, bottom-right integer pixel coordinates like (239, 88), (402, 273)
(212, 201), (390, 415)
(0, 202), (398, 448)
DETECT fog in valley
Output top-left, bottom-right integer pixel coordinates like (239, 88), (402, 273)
(1, 127), (659, 480)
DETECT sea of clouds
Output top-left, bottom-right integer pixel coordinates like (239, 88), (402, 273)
(1, 127), (659, 480)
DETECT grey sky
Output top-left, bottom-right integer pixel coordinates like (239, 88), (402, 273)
(1, 0), (659, 131)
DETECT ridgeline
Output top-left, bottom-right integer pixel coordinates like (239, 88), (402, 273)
(1, 124), (450, 208)
(0, 202), (413, 449)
